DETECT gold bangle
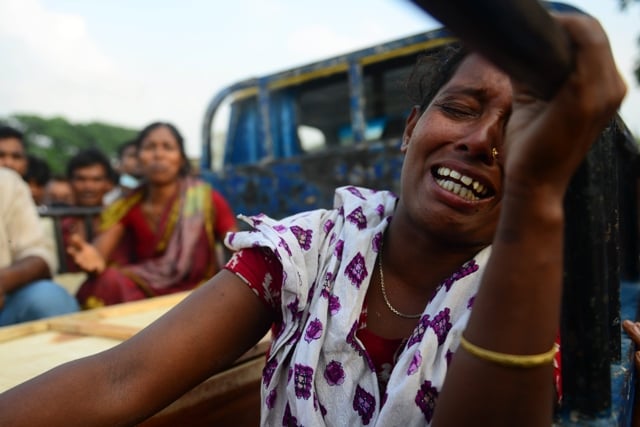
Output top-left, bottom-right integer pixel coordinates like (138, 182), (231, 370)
(459, 335), (558, 369)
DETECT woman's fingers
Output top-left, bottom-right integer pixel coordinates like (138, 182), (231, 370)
(623, 320), (640, 343)
(622, 320), (640, 372)
(504, 13), (626, 194)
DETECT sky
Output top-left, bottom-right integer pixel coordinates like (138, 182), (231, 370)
(0, 0), (638, 158)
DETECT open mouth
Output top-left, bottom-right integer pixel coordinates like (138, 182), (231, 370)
(433, 166), (493, 201)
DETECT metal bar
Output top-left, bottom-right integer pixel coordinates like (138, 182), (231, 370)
(39, 206), (103, 274)
(616, 118), (640, 282)
(560, 125), (617, 417)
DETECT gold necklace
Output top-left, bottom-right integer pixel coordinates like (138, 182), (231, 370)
(378, 242), (422, 319)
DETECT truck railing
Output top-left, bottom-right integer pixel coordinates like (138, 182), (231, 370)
(555, 116), (640, 426)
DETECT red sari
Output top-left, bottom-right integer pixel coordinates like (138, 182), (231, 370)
(76, 177), (236, 308)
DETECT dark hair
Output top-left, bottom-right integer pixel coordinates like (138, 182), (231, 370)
(50, 173), (69, 183)
(406, 43), (469, 111)
(135, 122), (190, 176)
(66, 147), (115, 182)
(0, 125), (25, 147)
(25, 154), (51, 186)
(117, 139), (137, 159)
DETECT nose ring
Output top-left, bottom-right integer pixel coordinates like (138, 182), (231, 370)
(491, 147), (499, 161)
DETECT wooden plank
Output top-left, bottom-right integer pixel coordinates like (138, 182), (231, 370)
(0, 292), (190, 343)
(0, 291), (271, 424)
(0, 331), (121, 391)
(0, 321), (50, 343)
(47, 318), (140, 341)
(0, 292), (271, 392)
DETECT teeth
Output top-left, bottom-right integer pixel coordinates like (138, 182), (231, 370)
(437, 179), (478, 201)
(435, 167), (489, 200)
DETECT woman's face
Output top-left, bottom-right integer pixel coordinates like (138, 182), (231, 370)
(398, 53), (512, 248)
(138, 126), (185, 185)
(120, 145), (141, 178)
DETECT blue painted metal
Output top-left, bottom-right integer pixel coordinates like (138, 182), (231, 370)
(554, 281), (639, 426)
(348, 60), (365, 144)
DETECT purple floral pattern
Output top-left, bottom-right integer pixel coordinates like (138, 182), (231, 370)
(372, 232), (382, 253)
(467, 295), (475, 309)
(294, 364), (314, 400)
(334, 239), (344, 259)
(430, 308), (452, 345)
(287, 297), (301, 319)
(324, 360), (346, 386)
(441, 259), (479, 291)
(415, 380), (439, 422)
(266, 388), (277, 409)
(407, 314), (431, 348)
(375, 203), (385, 218)
(320, 276), (332, 299)
(345, 252), (368, 288)
(290, 225), (313, 250)
(407, 350), (422, 376)
(279, 237), (292, 257)
(304, 318), (323, 343)
(328, 294), (341, 315)
(353, 385), (376, 425)
(323, 219), (335, 234)
(283, 402), (300, 427)
(347, 206), (368, 230)
(264, 358), (279, 387)
(445, 349), (454, 366)
(347, 186), (366, 200)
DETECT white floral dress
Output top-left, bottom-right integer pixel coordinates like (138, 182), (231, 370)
(225, 186), (490, 426)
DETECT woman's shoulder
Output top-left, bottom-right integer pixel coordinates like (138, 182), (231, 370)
(334, 186), (398, 220)
(100, 189), (144, 230)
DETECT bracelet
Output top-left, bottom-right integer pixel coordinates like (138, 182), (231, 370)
(459, 335), (558, 369)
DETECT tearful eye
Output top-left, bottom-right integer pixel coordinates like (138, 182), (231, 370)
(434, 102), (478, 119)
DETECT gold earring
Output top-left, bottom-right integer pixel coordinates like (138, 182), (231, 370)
(491, 147), (499, 160)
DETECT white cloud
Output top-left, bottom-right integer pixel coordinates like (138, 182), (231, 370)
(286, 25), (368, 60)
(0, 0), (112, 76)
(0, 0), (141, 128)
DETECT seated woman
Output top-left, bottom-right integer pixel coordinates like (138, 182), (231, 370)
(68, 122), (237, 308)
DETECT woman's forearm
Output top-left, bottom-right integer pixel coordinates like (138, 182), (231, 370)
(434, 189), (565, 426)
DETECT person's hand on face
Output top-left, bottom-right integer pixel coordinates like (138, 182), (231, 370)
(502, 13), (626, 197)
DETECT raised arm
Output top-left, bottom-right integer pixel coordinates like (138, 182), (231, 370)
(434, 13), (626, 426)
(0, 269), (273, 426)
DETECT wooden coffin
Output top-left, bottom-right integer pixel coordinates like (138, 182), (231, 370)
(0, 292), (270, 426)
